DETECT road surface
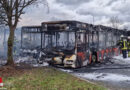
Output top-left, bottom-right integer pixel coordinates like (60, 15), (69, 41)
(60, 56), (130, 90)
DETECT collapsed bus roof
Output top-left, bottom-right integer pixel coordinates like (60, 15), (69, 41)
(22, 20), (127, 34)
(42, 20), (91, 32)
(22, 26), (42, 33)
(42, 20), (85, 24)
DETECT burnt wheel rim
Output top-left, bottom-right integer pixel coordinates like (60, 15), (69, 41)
(92, 55), (96, 63)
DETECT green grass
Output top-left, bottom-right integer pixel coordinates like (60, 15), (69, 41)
(2, 67), (106, 90)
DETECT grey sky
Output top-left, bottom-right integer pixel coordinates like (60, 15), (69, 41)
(19, 0), (130, 29)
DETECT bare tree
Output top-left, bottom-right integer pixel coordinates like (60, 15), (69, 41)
(109, 16), (122, 29)
(0, 0), (47, 66)
(0, 5), (5, 26)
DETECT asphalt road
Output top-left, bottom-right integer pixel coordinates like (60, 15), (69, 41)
(60, 58), (130, 90)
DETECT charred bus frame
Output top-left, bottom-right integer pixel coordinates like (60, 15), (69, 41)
(21, 21), (126, 68)
(21, 26), (43, 49)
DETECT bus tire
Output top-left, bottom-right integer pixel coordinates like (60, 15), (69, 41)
(75, 57), (82, 68)
(92, 55), (97, 64)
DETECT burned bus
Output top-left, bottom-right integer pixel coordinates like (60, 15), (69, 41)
(21, 20), (126, 68)
(128, 31), (130, 36)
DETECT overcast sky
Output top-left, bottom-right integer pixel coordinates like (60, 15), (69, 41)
(19, 0), (130, 29)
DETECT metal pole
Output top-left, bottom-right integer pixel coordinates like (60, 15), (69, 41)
(92, 31), (94, 43)
(88, 31), (90, 48)
(67, 32), (69, 47)
(56, 32), (58, 47)
(41, 31), (43, 49)
(97, 31), (99, 49)
(75, 31), (77, 54)
(44, 33), (45, 48)
(104, 31), (106, 48)
(51, 34), (53, 47)
(85, 32), (87, 51)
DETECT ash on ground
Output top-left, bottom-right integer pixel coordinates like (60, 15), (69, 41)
(0, 48), (49, 67)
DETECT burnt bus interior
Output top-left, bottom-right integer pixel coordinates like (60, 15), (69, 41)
(21, 26), (43, 49)
(42, 21), (89, 51)
(128, 31), (130, 36)
(41, 21), (90, 67)
(21, 21), (126, 68)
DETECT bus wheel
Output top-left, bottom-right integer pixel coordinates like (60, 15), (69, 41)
(75, 57), (82, 68)
(92, 55), (96, 64)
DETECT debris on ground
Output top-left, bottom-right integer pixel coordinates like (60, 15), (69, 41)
(60, 69), (73, 73)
